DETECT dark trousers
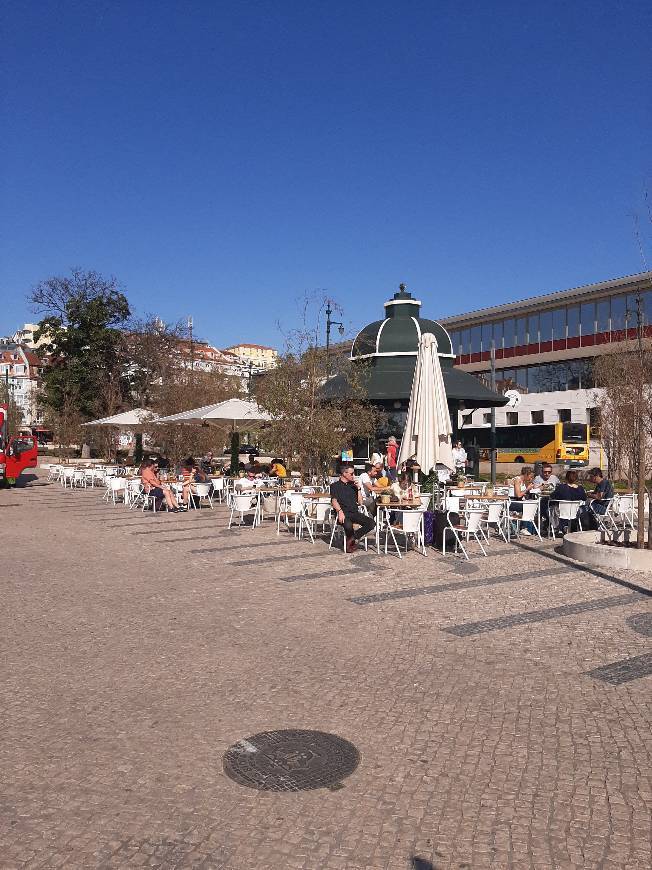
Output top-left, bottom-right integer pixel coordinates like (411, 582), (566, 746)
(343, 510), (375, 540)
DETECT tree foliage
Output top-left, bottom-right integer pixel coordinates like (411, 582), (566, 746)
(31, 269), (131, 421)
(593, 298), (652, 549)
(255, 299), (380, 476)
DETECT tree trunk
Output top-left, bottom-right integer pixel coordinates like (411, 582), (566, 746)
(637, 421), (646, 549)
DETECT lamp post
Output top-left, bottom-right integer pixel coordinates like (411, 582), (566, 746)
(325, 302), (344, 376)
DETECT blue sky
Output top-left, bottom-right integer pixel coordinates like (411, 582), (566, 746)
(2, 0), (650, 348)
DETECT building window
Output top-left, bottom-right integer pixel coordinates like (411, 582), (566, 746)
(610, 294), (628, 332)
(470, 325), (481, 353)
(596, 298), (610, 332)
(503, 318), (515, 348)
(567, 306), (580, 338)
(539, 310), (553, 342)
(527, 313), (539, 344)
(483, 412), (491, 424)
(460, 328), (471, 354)
(580, 301), (595, 336)
(589, 407), (601, 435)
(515, 317), (527, 345)
(552, 307), (566, 340)
(558, 409), (571, 422)
(531, 410), (544, 424)
(481, 322), (493, 352)
(493, 319), (504, 350)
(462, 412), (474, 426)
(506, 411), (519, 426)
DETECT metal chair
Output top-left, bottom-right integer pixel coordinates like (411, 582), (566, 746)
(444, 509), (487, 560)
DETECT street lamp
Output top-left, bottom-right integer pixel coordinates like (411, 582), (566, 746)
(325, 302), (345, 376)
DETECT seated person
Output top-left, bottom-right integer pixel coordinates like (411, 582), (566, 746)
(330, 464), (375, 553)
(179, 459), (209, 506)
(235, 470), (257, 491)
(509, 466), (537, 535)
(550, 470), (587, 534)
(140, 459), (181, 512)
(533, 463), (560, 489)
(358, 461), (385, 516)
(390, 472), (415, 501)
(244, 453), (257, 472)
(270, 459), (287, 478)
(586, 467), (614, 528)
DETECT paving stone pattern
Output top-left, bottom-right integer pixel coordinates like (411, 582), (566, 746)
(1, 475), (651, 869)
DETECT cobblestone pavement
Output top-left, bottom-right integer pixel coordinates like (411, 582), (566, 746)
(2, 475), (651, 870)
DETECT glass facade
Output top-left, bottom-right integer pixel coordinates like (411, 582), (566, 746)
(486, 358), (594, 393)
(447, 290), (649, 356)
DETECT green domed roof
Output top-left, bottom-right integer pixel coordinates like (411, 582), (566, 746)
(351, 285), (453, 359)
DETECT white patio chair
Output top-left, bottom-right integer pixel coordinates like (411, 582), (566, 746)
(614, 494), (636, 530)
(549, 500), (583, 538)
(104, 476), (127, 505)
(444, 495), (461, 512)
(61, 467), (76, 488)
(211, 477), (225, 503)
(276, 492), (308, 538)
(443, 509), (487, 560)
(374, 505), (401, 558)
(303, 498), (332, 539)
(229, 492), (260, 528)
(510, 500), (542, 541)
(328, 507), (370, 553)
(72, 470), (86, 489)
(193, 482), (214, 509)
(389, 509), (427, 556)
(479, 501), (509, 544)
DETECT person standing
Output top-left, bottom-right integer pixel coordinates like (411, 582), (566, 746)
(452, 440), (467, 473)
(330, 464), (375, 552)
(386, 436), (398, 482)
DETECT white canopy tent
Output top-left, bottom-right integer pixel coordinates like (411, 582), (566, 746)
(83, 409), (158, 427)
(397, 332), (455, 474)
(157, 398), (271, 427)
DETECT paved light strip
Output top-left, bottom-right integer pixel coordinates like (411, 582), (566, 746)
(442, 593), (640, 637)
(348, 566), (572, 605)
(585, 652), (652, 685)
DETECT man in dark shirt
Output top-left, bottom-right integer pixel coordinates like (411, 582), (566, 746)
(330, 464), (375, 552)
(586, 467), (614, 527)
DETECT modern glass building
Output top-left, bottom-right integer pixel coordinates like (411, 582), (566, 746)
(439, 271), (652, 440)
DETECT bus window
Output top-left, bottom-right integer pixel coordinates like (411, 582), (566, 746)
(562, 423), (587, 443)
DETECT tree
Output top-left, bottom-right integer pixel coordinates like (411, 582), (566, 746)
(145, 366), (241, 466)
(593, 289), (652, 549)
(0, 379), (23, 440)
(31, 269), (131, 421)
(255, 296), (380, 477)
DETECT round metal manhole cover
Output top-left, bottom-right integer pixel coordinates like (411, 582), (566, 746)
(223, 729), (360, 791)
(626, 612), (652, 638)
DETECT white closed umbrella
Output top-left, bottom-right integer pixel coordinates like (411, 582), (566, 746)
(397, 332), (455, 474)
(157, 398), (270, 427)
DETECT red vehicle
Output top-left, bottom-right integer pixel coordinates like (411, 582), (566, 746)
(0, 404), (39, 486)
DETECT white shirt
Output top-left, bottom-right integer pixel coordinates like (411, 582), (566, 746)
(236, 477), (256, 491)
(358, 472), (376, 498)
(452, 447), (467, 467)
(534, 473), (560, 487)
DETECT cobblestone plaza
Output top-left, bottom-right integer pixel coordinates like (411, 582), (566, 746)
(2, 476), (651, 869)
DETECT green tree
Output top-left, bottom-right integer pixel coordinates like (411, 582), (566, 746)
(31, 269), (131, 421)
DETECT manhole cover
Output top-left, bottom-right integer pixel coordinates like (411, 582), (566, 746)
(626, 612), (652, 637)
(223, 729), (360, 791)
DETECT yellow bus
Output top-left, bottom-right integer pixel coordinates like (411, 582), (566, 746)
(470, 422), (589, 466)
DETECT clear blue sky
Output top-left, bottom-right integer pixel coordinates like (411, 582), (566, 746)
(2, 0), (650, 347)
